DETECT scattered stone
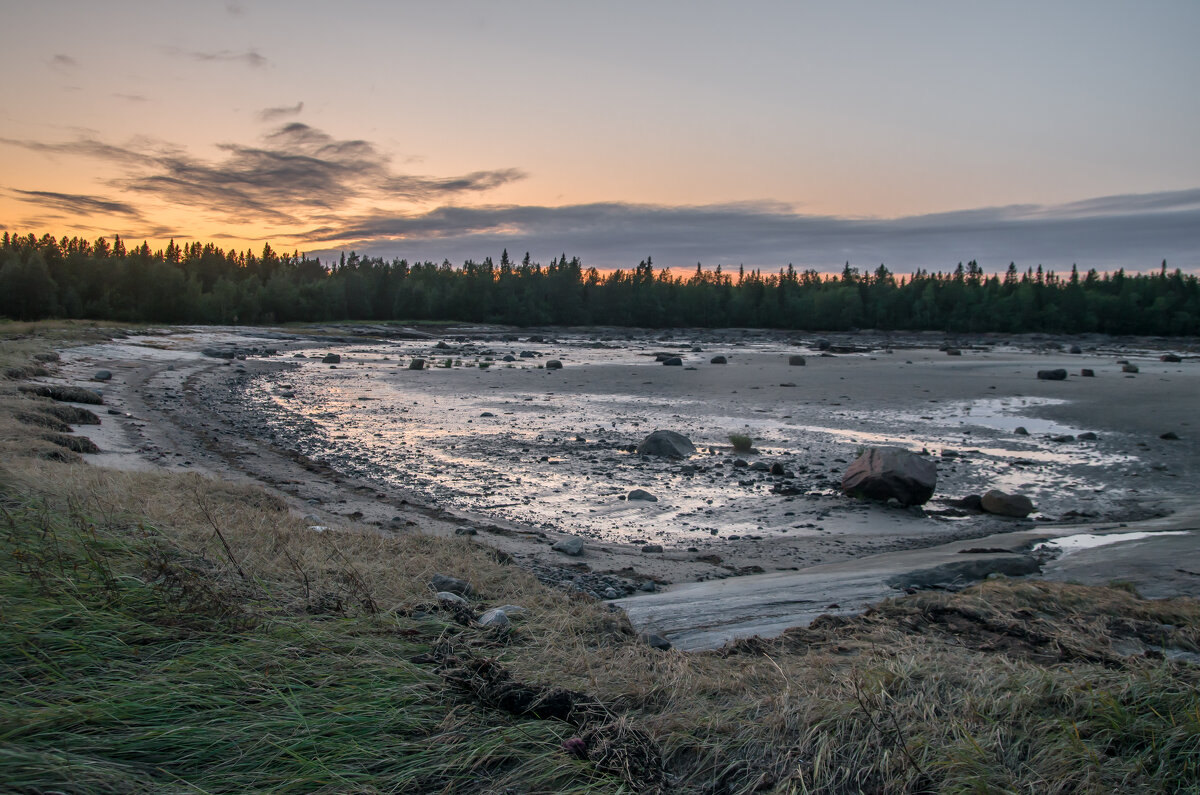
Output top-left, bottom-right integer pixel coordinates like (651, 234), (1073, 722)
(1161, 354), (1181, 363)
(641, 544), (664, 553)
(520, 350), (538, 358)
(1080, 368), (1095, 377)
(436, 591), (469, 607)
(980, 489), (1035, 518)
(627, 489), (658, 502)
(662, 357), (683, 366)
(640, 632), (672, 650)
(408, 358), (426, 370)
(1037, 369), (1067, 380)
(841, 446), (937, 506)
(1160, 431), (1180, 440)
(92, 370), (112, 381)
(710, 355), (727, 364)
(636, 430), (696, 458)
(477, 608), (511, 628)
(788, 355), (806, 366)
(431, 574), (473, 596)
(322, 353), (341, 364)
(604, 587), (619, 599)
(553, 536), (585, 556)
(545, 359), (563, 370)
(1122, 363), (1139, 373)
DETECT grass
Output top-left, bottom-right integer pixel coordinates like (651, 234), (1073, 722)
(2, 324), (1200, 793)
(728, 434), (753, 454)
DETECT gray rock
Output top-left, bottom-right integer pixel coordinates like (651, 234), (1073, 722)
(545, 359), (563, 370)
(436, 591), (469, 607)
(502, 354), (516, 362)
(641, 543), (665, 553)
(627, 488), (658, 502)
(710, 355), (727, 364)
(841, 446), (937, 506)
(1069, 345), (1083, 354)
(477, 608), (511, 628)
(1081, 369), (1095, 377)
(662, 357), (683, 366)
(552, 536), (585, 556)
(945, 348), (962, 356)
(322, 353), (341, 364)
(92, 370), (112, 381)
(887, 556), (1041, 591)
(788, 355), (806, 366)
(636, 430), (696, 458)
(980, 489), (1034, 518)
(520, 350), (538, 358)
(604, 587), (619, 599)
(1037, 369), (1068, 380)
(1161, 354), (1182, 363)
(1014, 426), (1029, 435)
(1160, 431), (1180, 440)
(1077, 432), (1098, 441)
(431, 573), (473, 596)
(408, 358), (425, 370)
(640, 632), (672, 650)
(815, 338), (831, 350)
(1122, 363), (1139, 373)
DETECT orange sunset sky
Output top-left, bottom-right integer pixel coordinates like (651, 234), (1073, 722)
(2, 1), (1198, 271)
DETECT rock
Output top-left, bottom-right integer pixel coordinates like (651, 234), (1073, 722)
(520, 350), (538, 358)
(1161, 354), (1182, 363)
(636, 430), (696, 458)
(1068, 345), (1083, 354)
(947, 494), (984, 511)
(1037, 369), (1067, 380)
(436, 591), (469, 607)
(545, 359), (563, 370)
(887, 556), (1041, 591)
(1050, 434), (1076, 443)
(322, 353), (341, 364)
(1160, 431), (1180, 440)
(1081, 368), (1095, 377)
(710, 355), (727, 364)
(639, 632), (672, 650)
(980, 489), (1034, 518)
(603, 587), (619, 599)
(202, 348), (237, 359)
(431, 574), (473, 596)
(92, 370), (113, 381)
(841, 446), (937, 506)
(641, 543), (664, 553)
(1014, 426), (1029, 435)
(408, 358), (425, 370)
(1122, 363), (1139, 373)
(627, 489), (658, 502)
(662, 357), (683, 366)
(945, 348), (962, 356)
(788, 355), (806, 366)
(749, 461), (769, 472)
(502, 354), (516, 362)
(552, 536), (585, 556)
(815, 338), (831, 350)
(435, 340), (451, 350)
(477, 608), (510, 628)
(1078, 432), (1098, 441)
(769, 462), (785, 475)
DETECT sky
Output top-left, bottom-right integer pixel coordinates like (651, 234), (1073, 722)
(1, 0), (1198, 273)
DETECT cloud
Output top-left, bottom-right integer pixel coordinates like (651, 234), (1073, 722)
(180, 48), (268, 68)
(300, 192), (1200, 273)
(0, 123), (527, 227)
(225, 2), (244, 15)
(258, 101), (303, 121)
(50, 54), (78, 70)
(112, 92), (149, 103)
(9, 189), (143, 218)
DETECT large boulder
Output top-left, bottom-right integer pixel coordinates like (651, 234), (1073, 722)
(636, 430), (696, 458)
(322, 353), (341, 364)
(710, 355), (727, 364)
(545, 359), (563, 370)
(1037, 369), (1067, 381)
(980, 489), (1034, 518)
(841, 447), (937, 506)
(788, 355), (806, 366)
(552, 536), (585, 556)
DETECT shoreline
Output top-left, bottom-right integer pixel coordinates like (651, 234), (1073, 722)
(50, 324), (1200, 647)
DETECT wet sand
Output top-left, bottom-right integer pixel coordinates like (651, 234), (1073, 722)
(45, 325), (1200, 646)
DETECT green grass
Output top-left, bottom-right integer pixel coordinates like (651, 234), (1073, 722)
(727, 434), (753, 453)
(0, 487), (618, 794)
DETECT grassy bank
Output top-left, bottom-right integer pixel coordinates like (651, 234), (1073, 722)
(2, 327), (1199, 793)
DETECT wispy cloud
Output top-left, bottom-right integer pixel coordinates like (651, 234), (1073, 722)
(300, 192), (1200, 272)
(176, 48), (268, 68)
(258, 101), (303, 121)
(9, 188), (143, 218)
(50, 54), (78, 70)
(0, 123), (527, 228)
(112, 92), (149, 103)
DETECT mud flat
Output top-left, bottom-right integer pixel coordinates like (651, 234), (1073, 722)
(45, 325), (1200, 647)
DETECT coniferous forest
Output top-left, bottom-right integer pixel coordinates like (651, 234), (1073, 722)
(2, 232), (1198, 334)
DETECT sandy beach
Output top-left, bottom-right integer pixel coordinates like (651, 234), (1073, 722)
(47, 324), (1200, 647)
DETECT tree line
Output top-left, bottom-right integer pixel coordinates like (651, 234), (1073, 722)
(2, 231), (1198, 335)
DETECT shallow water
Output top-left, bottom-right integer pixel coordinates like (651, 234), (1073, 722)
(1036, 530), (1189, 554)
(227, 331), (1154, 548)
